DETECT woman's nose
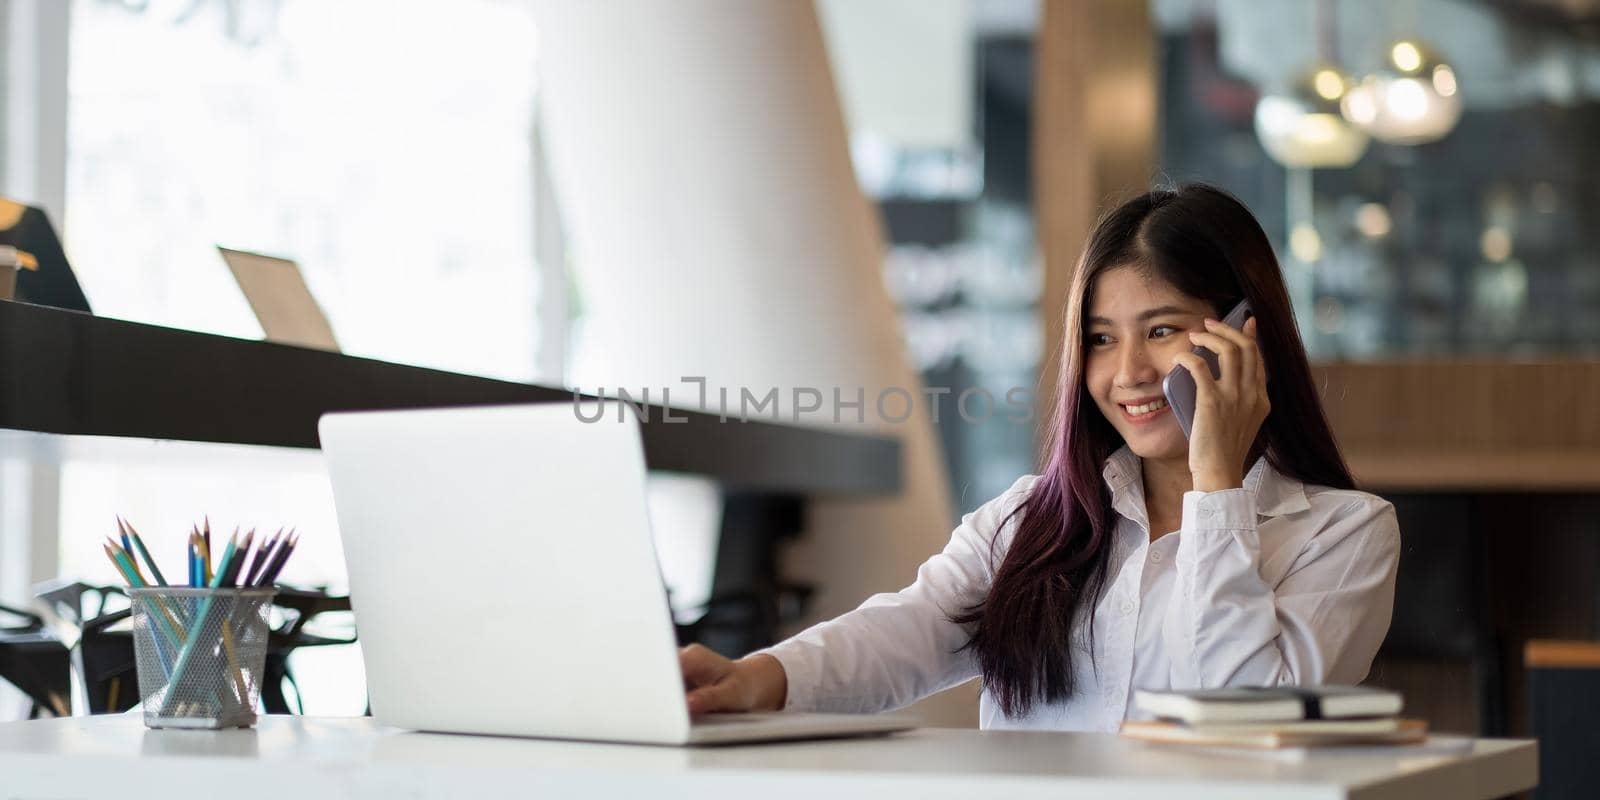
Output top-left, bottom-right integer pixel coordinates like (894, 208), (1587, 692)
(1115, 342), (1161, 388)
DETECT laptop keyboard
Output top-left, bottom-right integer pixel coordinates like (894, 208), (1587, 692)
(692, 713), (771, 725)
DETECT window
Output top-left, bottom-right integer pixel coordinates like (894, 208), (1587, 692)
(34, 0), (548, 716)
(66, 0), (544, 380)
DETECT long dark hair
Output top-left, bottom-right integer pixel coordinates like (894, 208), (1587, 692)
(953, 183), (1356, 717)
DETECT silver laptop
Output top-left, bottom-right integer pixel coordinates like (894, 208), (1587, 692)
(217, 246), (340, 352)
(318, 401), (915, 745)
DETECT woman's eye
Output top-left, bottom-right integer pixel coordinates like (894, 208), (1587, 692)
(1150, 325), (1180, 339)
(1089, 333), (1113, 347)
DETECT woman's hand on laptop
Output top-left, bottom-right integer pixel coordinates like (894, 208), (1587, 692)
(680, 644), (788, 714)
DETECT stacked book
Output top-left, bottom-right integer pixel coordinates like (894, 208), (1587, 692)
(1120, 686), (1424, 749)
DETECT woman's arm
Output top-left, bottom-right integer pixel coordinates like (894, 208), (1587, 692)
(681, 475), (1035, 714)
(1169, 313), (1399, 687)
(1164, 487), (1400, 688)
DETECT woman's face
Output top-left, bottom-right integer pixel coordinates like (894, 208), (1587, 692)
(1083, 265), (1216, 462)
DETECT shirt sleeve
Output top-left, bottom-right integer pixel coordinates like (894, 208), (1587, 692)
(756, 475), (1037, 713)
(1164, 487), (1400, 688)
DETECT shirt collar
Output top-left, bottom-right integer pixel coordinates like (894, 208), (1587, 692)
(1100, 444), (1311, 521)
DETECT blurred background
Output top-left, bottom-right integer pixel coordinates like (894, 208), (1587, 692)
(1, 0), (1597, 762)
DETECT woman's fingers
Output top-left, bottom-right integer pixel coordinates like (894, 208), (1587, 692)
(1242, 317), (1265, 386)
(680, 646), (788, 714)
(1170, 351), (1217, 403)
(1196, 317), (1265, 395)
(681, 644), (757, 714)
(1186, 329), (1241, 395)
(686, 682), (739, 715)
(679, 643), (733, 689)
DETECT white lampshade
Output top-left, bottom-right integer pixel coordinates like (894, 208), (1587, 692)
(1340, 39), (1461, 145)
(1254, 65), (1370, 168)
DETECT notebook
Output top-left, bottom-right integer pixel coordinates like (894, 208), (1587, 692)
(1133, 685), (1403, 724)
(1120, 718), (1426, 749)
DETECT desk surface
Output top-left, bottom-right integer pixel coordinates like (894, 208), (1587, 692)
(0, 715), (1536, 800)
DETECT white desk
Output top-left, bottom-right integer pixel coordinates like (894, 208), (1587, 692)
(0, 715), (1535, 800)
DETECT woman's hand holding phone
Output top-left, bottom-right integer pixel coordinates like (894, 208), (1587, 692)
(1169, 315), (1271, 492)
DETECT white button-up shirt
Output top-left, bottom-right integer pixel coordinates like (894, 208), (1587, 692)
(761, 446), (1400, 731)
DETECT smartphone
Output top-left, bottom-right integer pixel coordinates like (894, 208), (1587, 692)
(1161, 299), (1253, 439)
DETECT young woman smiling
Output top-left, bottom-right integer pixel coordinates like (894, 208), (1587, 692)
(679, 184), (1401, 730)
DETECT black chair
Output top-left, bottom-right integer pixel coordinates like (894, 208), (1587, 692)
(0, 603), (71, 717)
(676, 493), (816, 657)
(1378, 494), (1505, 736)
(33, 580), (128, 635)
(32, 581), (139, 714)
(78, 609), (139, 713)
(261, 587), (356, 714)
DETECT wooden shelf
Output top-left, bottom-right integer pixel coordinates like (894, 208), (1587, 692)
(1345, 449), (1600, 492)
(0, 301), (900, 496)
(1315, 360), (1600, 492)
(1526, 639), (1600, 669)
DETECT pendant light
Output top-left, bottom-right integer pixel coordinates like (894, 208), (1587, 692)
(1340, 38), (1461, 145)
(1253, 0), (1369, 168)
(1254, 65), (1369, 168)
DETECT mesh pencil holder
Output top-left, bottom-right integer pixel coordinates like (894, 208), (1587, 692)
(129, 587), (277, 729)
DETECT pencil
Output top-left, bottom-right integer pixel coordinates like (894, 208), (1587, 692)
(208, 534), (238, 590)
(102, 542), (141, 586)
(209, 531), (253, 700)
(258, 531), (300, 586)
(244, 528), (285, 587)
(120, 516), (167, 587)
(108, 536), (148, 586)
(240, 527), (277, 586)
(165, 533), (246, 714)
(197, 530), (212, 585)
(104, 542), (179, 677)
(221, 529), (254, 588)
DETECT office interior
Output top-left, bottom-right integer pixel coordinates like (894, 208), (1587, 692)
(0, 0), (1594, 794)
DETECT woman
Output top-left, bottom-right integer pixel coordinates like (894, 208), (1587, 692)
(679, 184), (1400, 731)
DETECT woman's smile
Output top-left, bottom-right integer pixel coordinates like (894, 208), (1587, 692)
(1119, 396), (1170, 423)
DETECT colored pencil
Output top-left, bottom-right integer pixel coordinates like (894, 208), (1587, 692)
(188, 532), (200, 587)
(258, 531), (300, 586)
(120, 517), (167, 587)
(208, 534), (239, 590)
(102, 543), (179, 677)
(103, 542), (141, 586)
(221, 529), (255, 588)
(108, 535), (148, 586)
(248, 528), (283, 585)
(244, 528), (286, 587)
(196, 530), (212, 585)
(166, 540), (247, 713)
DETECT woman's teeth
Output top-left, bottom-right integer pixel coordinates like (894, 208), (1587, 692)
(1124, 398), (1167, 416)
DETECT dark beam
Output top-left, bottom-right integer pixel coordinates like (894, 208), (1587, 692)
(0, 301), (901, 496)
